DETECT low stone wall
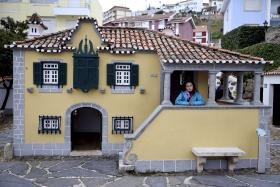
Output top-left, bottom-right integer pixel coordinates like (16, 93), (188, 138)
(266, 27), (280, 44)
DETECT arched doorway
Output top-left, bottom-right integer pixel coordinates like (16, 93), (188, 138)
(71, 107), (102, 150)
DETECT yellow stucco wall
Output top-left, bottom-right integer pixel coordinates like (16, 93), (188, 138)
(24, 22), (161, 144)
(24, 51), (161, 144)
(129, 108), (259, 160)
(197, 71), (208, 101)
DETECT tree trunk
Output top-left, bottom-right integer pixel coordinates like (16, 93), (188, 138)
(1, 78), (13, 110)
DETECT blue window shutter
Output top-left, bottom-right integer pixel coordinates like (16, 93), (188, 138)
(73, 58), (99, 92)
(59, 63), (67, 86)
(130, 64), (139, 86)
(107, 64), (115, 86)
(88, 58), (99, 89)
(33, 62), (43, 86)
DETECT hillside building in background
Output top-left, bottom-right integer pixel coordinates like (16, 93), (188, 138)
(103, 6), (132, 25)
(0, 0), (103, 33)
(104, 12), (196, 41)
(193, 25), (209, 44)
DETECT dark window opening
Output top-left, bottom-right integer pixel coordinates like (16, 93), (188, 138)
(71, 107), (102, 150)
(273, 85), (280, 126)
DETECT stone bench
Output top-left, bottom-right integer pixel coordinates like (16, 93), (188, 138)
(192, 147), (246, 173)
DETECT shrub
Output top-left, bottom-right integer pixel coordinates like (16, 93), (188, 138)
(222, 26), (265, 50)
(238, 43), (280, 72)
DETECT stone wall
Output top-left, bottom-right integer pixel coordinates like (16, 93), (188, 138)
(266, 27), (280, 43)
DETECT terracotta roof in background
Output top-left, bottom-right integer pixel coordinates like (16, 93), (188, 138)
(194, 25), (208, 32)
(264, 67), (280, 75)
(27, 13), (48, 30)
(6, 17), (272, 65)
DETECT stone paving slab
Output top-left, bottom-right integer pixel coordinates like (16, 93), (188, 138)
(0, 158), (279, 187)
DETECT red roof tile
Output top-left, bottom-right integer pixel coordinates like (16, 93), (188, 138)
(264, 67), (280, 75)
(27, 13), (48, 30)
(6, 17), (272, 65)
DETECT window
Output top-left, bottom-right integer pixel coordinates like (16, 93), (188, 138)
(115, 64), (130, 86)
(33, 61), (67, 87)
(158, 20), (165, 29)
(107, 62), (139, 93)
(244, 0), (262, 11)
(112, 117), (133, 134)
(43, 63), (59, 84)
(38, 116), (61, 134)
(195, 32), (202, 37)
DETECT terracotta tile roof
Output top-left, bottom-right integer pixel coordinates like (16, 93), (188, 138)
(264, 67), (280, 75)
(27, 13), (48, 30)
(6, 17), (272, 65)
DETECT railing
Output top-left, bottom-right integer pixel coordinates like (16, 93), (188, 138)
(29, 0), (90, 8)
(271, 14), (280, 19)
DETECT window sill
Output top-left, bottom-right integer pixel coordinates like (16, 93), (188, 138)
(111, 86), (135, 94)
(38, 85), (63, 93)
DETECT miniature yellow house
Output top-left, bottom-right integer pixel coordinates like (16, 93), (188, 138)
(7, 17), (272, 173)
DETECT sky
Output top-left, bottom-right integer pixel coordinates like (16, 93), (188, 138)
(99, 0), (179, 12)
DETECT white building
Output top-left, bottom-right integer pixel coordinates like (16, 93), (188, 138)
(221, 0), (280, 34)
(263, 67), (280, 126)
(178, 0), (210, 12)
(103, 6), (132, 24)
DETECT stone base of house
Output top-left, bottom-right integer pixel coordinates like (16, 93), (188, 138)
(13, 143), (124, 156)
(131, 158), (260, 173)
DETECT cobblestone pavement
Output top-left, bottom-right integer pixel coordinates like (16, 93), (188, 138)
(0, 157), (280, 187)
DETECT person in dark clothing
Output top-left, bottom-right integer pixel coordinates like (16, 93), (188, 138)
(215, 73), (234, 101)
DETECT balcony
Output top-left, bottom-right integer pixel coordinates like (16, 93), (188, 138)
(53, 1), (90, 16)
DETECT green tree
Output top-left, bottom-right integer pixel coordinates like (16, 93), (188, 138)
(0, 17), (27, 110)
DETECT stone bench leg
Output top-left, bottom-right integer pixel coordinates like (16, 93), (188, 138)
(228, 157), (239, 172)
(196, 157), (206, 173)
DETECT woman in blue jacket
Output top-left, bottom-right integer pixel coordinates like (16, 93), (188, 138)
(175, 81), (205, 106)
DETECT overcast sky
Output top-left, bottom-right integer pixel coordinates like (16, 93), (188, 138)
(100, 0), (179, 12)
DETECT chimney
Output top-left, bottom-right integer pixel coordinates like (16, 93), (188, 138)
(27, 13), (48, 39)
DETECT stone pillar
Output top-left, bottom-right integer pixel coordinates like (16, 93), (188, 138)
(235, 72), (244, 103)
(207, 70), (218, 105)
(161, 70), (172, 105)
(222, 72), (230, 100)
(251, 71), (262, 105)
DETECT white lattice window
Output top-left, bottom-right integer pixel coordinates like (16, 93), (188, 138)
(115, 64), (130, 86)
(43, 119), (58, 129)
(38, 116), (61, 134)
(112, 117), (133, 134)
(43, 63), (58, 84)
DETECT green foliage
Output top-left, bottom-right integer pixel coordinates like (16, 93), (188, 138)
(238, 43), (280, 72)
(0, 17), (27, 77)
(193, 16), (223, 41)
(221, 26), (265, 50)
